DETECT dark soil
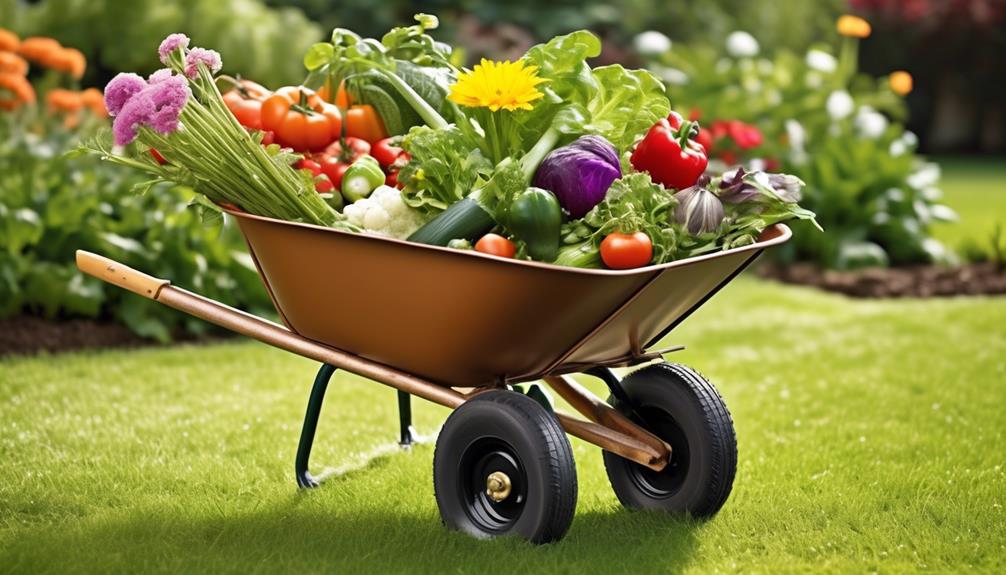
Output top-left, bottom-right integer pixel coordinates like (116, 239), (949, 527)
(759, 262), (1006, 298)
(0, 316), (230, 357)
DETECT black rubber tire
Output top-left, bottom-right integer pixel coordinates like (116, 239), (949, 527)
(433, 390), (577, 544)
(603, 362), (737, 517)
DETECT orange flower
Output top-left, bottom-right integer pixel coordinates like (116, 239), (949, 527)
(47, 47), (86, 79)
(0, 73), (37, 107)
(837, 15), (872, 38)
(889, 71), (913, 96)
(0, 52), (28, 76)
(80, 87), (107, 117)
(0, 28), (20, 52)
(18, 36), (61, 63)
(47, 88), (84, 113)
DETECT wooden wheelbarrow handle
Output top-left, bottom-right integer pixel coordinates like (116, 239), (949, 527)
(76, 250), (170, 299)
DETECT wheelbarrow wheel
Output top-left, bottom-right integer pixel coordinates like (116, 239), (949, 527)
(603, 362), (736, 517)
(433, 390), (577, 544)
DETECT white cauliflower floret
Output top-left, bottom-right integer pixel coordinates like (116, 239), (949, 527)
(343, 185), (427, 239)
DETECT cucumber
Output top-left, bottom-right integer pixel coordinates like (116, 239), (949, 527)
(407, 195), (494, 246)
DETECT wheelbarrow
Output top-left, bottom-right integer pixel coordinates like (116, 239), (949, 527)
(75, 208), (792, 544)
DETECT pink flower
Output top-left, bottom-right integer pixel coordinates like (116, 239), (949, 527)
(103, 73), (147, 117)
(184, 47), (222, 79)
(158, 33), (190, 64)
(113, 92), (155, 146)
(146, 75), (190, 134)
(148, 68), (175, 85)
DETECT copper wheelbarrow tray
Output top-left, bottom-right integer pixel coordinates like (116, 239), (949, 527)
(75, 217), (790, 479)
(230, 209), (791, 388)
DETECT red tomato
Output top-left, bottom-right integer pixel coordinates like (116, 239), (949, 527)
(385, 170), (400, 189)
(474, 234), (516, 258)
(318, 156), (351, 189)
(600, 232), (653, 269)
(223, 95), (263, 130)
(314, 176), (334, 194)
(323, 137), (370, 162)
(371, 138), (405, 168)
(294, 158), (322, 177)
(261, 86), (342, 151)
(260, 130), (275, 146)
(149, 148), (167, 165)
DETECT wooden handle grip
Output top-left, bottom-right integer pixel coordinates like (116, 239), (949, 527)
(75, 250), (169, 299)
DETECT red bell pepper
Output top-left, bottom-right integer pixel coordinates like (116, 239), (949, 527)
(630, 112), (708, 190)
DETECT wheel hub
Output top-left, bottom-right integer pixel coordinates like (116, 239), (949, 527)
(485, 471), (512, 502)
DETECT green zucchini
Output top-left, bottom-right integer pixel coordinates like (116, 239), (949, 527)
(407, 193), (494, 246)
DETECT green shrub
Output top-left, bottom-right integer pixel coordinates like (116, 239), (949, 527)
(9, 0), (322, 88)
(638, 28), (956, 268)
(0, 110), (271, 341)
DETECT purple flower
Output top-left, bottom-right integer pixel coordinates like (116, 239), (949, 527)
(148, 68), (175, 85)
(103, 73), (148, 117)
(184, 47), (222, 79)
(158, 33), (190, 64)
(112, 92), (155, 146)
(146, 75), (190, 134)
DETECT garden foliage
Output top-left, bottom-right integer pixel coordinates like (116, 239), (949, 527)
(640, 27), (956, 268)
(0, 112), (271, 340)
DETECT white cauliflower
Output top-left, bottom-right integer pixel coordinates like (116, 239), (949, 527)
(343, 185), (427, 239)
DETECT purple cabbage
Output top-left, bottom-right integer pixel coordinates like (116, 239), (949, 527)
(532, 135), (621, 218)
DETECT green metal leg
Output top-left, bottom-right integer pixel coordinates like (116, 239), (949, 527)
(295, 365), (418, 489)
(398, 390), (416, 447)
(295, 363), (336, 489)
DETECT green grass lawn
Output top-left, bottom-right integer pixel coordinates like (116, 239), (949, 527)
(931, 156), (1006, 250)
(2, 278), (1004, 573)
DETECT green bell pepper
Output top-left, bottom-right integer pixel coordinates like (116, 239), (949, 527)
(341, 156), (385, 203)
(509, 187), (562, 262)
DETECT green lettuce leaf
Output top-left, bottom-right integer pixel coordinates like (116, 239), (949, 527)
(585, 65), (671, 152)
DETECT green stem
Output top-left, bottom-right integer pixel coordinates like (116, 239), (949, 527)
(374, 69), (449, 130)
(520, 127), (560, 181)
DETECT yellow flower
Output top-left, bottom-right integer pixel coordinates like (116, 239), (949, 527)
(889, 71), (913, 95)
(837, 15), (872, 38)
(448, 59), (546, 112)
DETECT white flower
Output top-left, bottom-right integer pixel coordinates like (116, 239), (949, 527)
(806, 49), (837, 73)
(902, 131), (919, 148)
(634, 31), (672, 56)
(652, 65), (689, 86)
(726, 31), (759, 58)
(906, 163), (941, 190)
(826, 90), (854, 120)
(889, 139), (908, 156)
(785, 119), (808, 164)
(854, 106), (889, 139)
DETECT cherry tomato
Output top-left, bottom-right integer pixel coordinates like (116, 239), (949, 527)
(371, 138), (405, 168)
(345, 105), (387, 143)
(385, 170), (400, 188)
(260, 130), (275, 146)
(261, 86), (342, 151)
(295, 158), (322, 177)
(318, 156), (351, 189)
(474, 234), (516, 258)
(600, 232), (653, 269)
(149, 148), (167, 165)
(314, 176), (335, 194)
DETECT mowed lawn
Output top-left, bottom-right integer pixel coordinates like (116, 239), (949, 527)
(1, 276), (1004, 574)
(931, 156), (1006, 250)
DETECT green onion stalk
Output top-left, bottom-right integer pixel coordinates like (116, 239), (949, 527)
(85, 35), (353, 230)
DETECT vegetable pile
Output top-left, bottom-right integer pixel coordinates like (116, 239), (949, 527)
(86, 14), (819, 270)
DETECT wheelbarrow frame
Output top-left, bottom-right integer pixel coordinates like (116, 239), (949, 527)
(75, 222), (788, 485)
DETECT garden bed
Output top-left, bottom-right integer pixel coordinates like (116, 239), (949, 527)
(759, 262), (1006, 298)
(0, 316), (228, 356)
